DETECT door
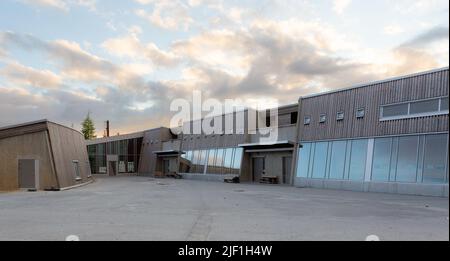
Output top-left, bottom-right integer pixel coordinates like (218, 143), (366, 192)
(163, 159), (170, 174)
(252, 157), (265, 182)
(108, 161), (118, 176)
(282, 156), (292, 184)
(18, 159), (37, 189)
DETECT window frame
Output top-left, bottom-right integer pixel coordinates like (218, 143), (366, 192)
(72, 160), (82, 181)
(356, 108), (365, 119)
(336, 111), (344, 121)
(380, 96), (449, 121)
(303, 116), (311, 125)
(319, 114), (327, 123)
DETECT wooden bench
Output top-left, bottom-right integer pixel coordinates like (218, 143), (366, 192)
(259, 176), (279, 184)
(224, 175), (240, 183)
(167, 172), (183, 179)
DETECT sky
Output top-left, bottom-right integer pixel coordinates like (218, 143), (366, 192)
(0, 0), (449, 137)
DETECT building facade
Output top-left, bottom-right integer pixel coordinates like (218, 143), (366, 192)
(0, 120), (93, 191)
(84, 67), (448, 197)
(294, 67), (449, 197)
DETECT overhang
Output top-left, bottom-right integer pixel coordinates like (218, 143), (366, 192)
(238, 140), (296, 152)
(153, 150), (185, 157)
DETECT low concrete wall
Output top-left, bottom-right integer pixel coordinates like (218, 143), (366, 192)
(295, 177), (449, 197)
(180, 173), (227, 182)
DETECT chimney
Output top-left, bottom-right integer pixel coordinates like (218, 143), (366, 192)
(106, 120), (110, 137)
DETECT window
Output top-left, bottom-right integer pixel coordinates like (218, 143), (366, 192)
(371, 138), (392, 182)
(296, 143), (312, 178)
(336, 112), (344, 121)
(422, 134), (448, 184)
(328, 141), (347, 179)
(396, 136), (419, 183)
(441, 97), (449, 111)
(304, 116), (311, 125)
(291, 112), (298, 124)
(319, 114), (327, 123)
(356, 108), (365, 118)
(381, 103), (409, 118)
(410, 99), (439, 114)
(72, 160), (81, 180)
(232, 148), (244, 174)
(347, 139), (368, 181)
(380, 97), (448, 120)
(312, 142), (328, 179)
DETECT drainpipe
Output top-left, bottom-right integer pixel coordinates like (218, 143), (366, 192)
(289, 97), (303, 186)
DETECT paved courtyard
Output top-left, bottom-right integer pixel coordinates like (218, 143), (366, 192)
(0, 176), (448, 241)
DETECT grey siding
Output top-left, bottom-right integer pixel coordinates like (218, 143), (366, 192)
(299, 68), (449, 141)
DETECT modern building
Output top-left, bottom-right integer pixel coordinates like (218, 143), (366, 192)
(294, 67), (449, 197)
(85, 67), (448, 197)
(0, 120), (93, 191)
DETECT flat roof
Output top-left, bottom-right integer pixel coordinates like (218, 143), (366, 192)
(300, 66), (449, 100)
(86, 131), (145, 145)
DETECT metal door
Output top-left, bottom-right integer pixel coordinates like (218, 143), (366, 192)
(252, 157), (265, 182)
(18, 159), (36, 189)
(282, 156), (292, 184)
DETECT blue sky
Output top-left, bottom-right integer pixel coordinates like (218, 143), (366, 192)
(0, 0), (449, 135)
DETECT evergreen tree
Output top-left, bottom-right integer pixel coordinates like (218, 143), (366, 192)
(81, 112), (96, 140)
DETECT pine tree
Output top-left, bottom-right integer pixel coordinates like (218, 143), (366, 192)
(81, 112), (96, 140)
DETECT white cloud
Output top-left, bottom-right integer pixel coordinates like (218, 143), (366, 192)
(135, 1), (194, 31)
(333, 0), (352, 15)
(19, 0), (96, 11)
(0, 62), (63, 89)
(383, 25), (405, 35)
(102, 34), (179, 67)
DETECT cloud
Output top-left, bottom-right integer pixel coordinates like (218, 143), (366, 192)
(19, 0), (96, 11)
(135, 1), (194, 31)
(383, 25), (405, 35)
(399, 26), (449, 48)
(102, 34), (179, 67)
(333, 0), (352, 15)
(0, 62), (63, 89)
(388, 26), (449, 75)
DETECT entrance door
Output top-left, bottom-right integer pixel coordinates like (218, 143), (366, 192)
(108, 161), (118, 176)
(252, 157), (265, 182)
(163, 159), (170, 174)
(282, 156), (292, 184)
(18, 159), (37, 189)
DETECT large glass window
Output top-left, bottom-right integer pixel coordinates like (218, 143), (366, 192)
(312, 142), (328, 179)
(231, 148), (243, 174)
(372, 138), (392, 182)
(223, 148), (234, 173)
(297, 143), (311, 178)
(348, 139), (368, 181)
(422, 134), (448, 184)
(396, 136), (419, 183)
(328, 141), (347, 179)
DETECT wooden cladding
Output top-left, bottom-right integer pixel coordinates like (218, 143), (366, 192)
(299, 69), (449, 141)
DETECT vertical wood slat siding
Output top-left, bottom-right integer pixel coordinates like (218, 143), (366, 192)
(299, 69), (449, 141)
(47, 122), (92, 188)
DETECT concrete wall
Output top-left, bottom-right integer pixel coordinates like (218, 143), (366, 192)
(295, 177), (449, 197)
